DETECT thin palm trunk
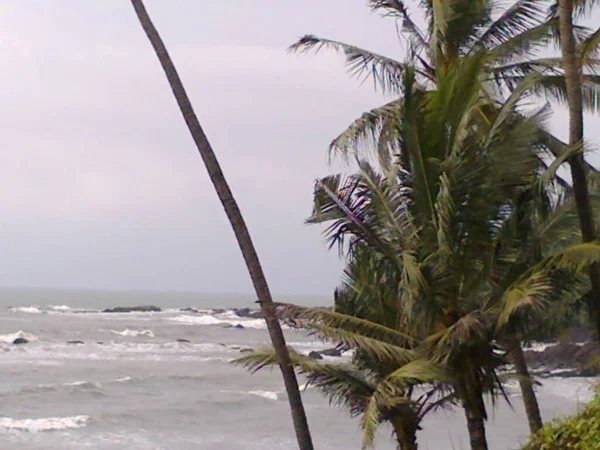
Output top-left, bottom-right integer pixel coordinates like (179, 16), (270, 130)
(505, 338), (542, 433)
(129, 2), (314, 449)
(558, 0), (600, 341)
(390, 416), (418, 450)
(457, 375), (489, 450)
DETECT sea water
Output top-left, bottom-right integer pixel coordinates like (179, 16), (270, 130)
(0, 287), (595, 449)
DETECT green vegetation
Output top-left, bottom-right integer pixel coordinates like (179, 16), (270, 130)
(239, 1), (600, 449)
(522, 386), (600, 450)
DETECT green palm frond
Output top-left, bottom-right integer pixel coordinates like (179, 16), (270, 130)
(289, 35), (413, 93)
(275, 303), (417, 347)
(530, 74), (600, 112)
(474, 0), (548, 51)
(329, 99), (403, 162)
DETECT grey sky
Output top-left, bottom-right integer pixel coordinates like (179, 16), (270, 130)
(0, 1), (597, 296)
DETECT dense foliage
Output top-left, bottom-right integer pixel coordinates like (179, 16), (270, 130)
(522, 386), (600, 450)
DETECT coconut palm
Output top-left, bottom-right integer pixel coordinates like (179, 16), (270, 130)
(128, 2), (314, 449)
(557, 0), (600, 339)
(299, 61), (600, 449)
(290, 0), (600, 434)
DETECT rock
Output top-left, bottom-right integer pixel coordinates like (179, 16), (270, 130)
(320, 348), (342, 357)
(12, 338), (28, 345)
(67, 340), (84, 345)
(308, 351), (323, 360)
(239, 348), (254, 353)
(234, 324), (245, 329)
(180, 307), (199, 313)
(102, 305), (162, 313)
(524, 341), (600, 376)
(230, 346), (241, 350)
(97, 342), (104, 345)
(177, 339), (191, 343)
(233, 308), (263, 319)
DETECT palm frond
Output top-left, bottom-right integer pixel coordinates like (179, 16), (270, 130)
(475, 0), (548, 51)
(289, 35), (409, 93)
(276, 303), (417, 347)
(329, 99), (403, 162)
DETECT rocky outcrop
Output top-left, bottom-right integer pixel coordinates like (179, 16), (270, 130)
(524, 341), (600, 376)
(308, 351), (323, 360)
(233, 308), (263, 319)
(320, 348), (342, 357)
(176, 339), (191, 343)
(102, 305), (161, 313)
(239, 348), (254, 353)
(12, 338), (28, 345)
(67, 340), (84, 345)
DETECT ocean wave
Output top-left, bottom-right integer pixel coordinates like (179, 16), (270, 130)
(168, 314), (266, 329)
(221, 389), (279, 401)
(248, 390), (278, 400)
(0, 415), (89, 432)
(110, 329), (155, 338)
(9, 306), (42, 314)
(63, 380), (102, 389)
(0, 331), (38, 344)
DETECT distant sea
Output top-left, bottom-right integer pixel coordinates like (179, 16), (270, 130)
(0, 287), (596, 449)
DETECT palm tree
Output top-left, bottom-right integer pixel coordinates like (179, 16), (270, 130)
(290, 0), (600, 435)
(128, 2), (314, 449)
(299, 64), (551, 449)
(557, 0), (600, 340)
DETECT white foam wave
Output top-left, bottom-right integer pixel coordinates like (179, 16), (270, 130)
(49, 305), (72, 311)
(110, 329), (155, 338)
(0, 415), (89, 432)
(248, 390), (278, 400)
(9, 306), (42, 314)
(168, 314), (266, 329)
(523, 342), (558, 352)
(115, 376), (132, 383)
(63, 381), (102, 389)
(0, 331), (38, 344)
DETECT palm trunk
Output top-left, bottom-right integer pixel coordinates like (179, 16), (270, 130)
(463, 401), (488, 450)
(390, 416), (418, 450)
(505, 338), (542, 433)
(129, 2), (314, 449)
(458, 377), (488, 450)
(558, 0), (600, 341)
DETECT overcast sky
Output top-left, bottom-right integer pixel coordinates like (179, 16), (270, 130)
(0, 1), (598, 296)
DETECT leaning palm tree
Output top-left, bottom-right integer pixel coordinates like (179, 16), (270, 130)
(557, 0), (600, 338)
(128, 2), (314, 449)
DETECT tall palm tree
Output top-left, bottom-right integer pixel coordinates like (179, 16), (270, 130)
(290, 0), (600, 435)
(128, 2), (314, 449)
(298, 64), (555, 449)
(557, 0), (600, 340)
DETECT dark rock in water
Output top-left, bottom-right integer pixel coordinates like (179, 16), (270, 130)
(230, 345), (241, 350)
(177, 339), (191, 343)
(239, 348), (254, 353)
(233, 308), (263, 319)
(67, 340), (84, 345)
(320, 348), (342, 357)
(524, 341), (600, 376)
(102, 305), (161, 313)
(234, 324), (245, 329)
(308, 351), (323, 360)
(180, 307), (199, 313)
(12, 338), (28, 345)
(97, 342), (104, 345)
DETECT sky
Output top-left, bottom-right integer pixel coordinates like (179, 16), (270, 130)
(0, 1), (597, 296)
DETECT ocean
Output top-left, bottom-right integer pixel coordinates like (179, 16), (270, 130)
(0, 287), (596, 449)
